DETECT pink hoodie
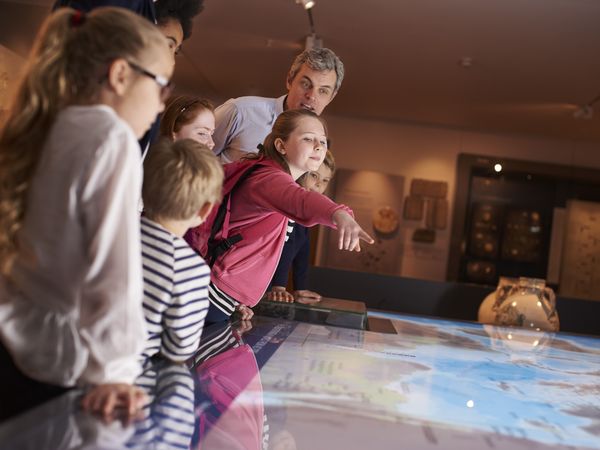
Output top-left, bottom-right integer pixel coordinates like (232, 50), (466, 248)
(189, 157), (350, 307)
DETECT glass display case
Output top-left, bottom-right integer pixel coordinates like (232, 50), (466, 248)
(448, 153), (600, 290)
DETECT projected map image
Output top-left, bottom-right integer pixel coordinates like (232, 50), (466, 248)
(247, 315), (600, 449)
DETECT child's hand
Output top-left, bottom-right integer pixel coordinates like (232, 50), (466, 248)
(332, 210), (375, 251)
(236, 320), (253, 336)
(81, 383), (147, 421)
(294, 290), (322, 304)
(266, 286), (295, 303)
(236, 304), (254, 320)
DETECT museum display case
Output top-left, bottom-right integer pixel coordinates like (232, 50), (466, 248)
(449, 154), (600, 298)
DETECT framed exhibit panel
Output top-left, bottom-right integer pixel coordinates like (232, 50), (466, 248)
(316, 169), (405, 275)
(559, 200), (600, 301)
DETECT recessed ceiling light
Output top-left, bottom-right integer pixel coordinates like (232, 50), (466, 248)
(459, 57), (473, 68)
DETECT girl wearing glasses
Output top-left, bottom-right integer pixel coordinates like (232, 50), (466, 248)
(0, 8), (172, 420)
(160, 95), (216, 150)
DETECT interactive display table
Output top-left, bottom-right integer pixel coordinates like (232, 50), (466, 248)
(0, 311), (599, 449)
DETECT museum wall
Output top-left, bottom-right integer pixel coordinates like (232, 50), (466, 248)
(321, 114), (600, 282)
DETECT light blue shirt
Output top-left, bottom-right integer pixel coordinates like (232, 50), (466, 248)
(212, 95), (286, 163)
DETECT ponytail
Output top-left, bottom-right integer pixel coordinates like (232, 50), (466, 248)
(0, 7), (166, 275)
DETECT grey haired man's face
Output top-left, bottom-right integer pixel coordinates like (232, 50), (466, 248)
(286, 63), (337, 115)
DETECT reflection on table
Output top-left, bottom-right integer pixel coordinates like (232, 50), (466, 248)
(254, 296), (368, 330)
(0, 309), (599, 450)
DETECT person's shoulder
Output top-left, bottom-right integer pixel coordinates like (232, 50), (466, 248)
(172, 237), (211, 275)
(52, 105), (137, 164)
(218, 95), (280, 112)
(237, 157), (287, 178)
(60, 104), (135, 144)
(141, 217), (177, 253)
(250, 160), (296, 190)
(60, 104), (120, 126)
(173, 235), (205, 259)
(255, 158), (287, 172)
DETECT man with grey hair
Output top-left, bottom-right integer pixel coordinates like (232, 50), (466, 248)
(212, 47), (344, 163)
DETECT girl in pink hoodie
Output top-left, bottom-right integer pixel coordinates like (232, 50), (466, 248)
(186, 109), (373, 323)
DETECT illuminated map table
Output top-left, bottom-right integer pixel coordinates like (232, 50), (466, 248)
(0, 313), (598, 449)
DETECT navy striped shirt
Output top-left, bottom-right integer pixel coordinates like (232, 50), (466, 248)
(192, 323), (241, 366)
(129, 363), (195, 449)
(141, 217), (210, 362)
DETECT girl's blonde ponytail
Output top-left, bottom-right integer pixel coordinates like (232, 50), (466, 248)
(0, 7), (166, 275)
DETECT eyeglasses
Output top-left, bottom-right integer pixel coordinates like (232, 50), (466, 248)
(127, 60), (173, 102)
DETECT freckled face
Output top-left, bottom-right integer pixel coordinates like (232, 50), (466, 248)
(173, 109), (216, 149)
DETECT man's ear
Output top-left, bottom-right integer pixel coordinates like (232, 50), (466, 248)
(106, 58), (131, 96)
(285, 70), (294, 90)
(274, 138), (286, 155)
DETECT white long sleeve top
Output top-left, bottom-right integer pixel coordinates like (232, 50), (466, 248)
(0, 105), (146, 387)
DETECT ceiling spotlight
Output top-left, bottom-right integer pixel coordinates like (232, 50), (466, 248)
(458, 56), (473, 68)
(305, 34), (322, 50)
(296, 0), (315, 10)
(494, 163), (502, 173)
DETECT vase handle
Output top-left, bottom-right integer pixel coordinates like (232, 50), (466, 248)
(543, 287), (557, 316)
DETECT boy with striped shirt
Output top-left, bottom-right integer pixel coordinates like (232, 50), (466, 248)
(140, 138), (223, 362)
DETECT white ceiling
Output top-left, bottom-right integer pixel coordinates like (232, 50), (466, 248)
(2, 0), (600, 141)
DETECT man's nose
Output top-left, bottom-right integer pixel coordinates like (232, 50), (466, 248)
(305, 87), (315, 99)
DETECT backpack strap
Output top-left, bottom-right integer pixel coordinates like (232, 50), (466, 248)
(205, 164), (261, 267)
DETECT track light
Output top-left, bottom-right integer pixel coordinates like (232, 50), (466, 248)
(305, 33), (322, 50)
(296, 0), (315, 10)
(573, 92), (599, 120)
(573, 104), (594, 120)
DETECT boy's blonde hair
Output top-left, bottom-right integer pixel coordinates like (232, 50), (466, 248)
(143, 138), (224, 221)
(0, 7), (167, 275)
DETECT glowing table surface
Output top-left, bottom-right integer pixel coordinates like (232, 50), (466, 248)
(0, 312), (599, 450)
